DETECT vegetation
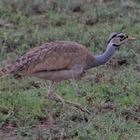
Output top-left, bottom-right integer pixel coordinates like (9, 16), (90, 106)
(0, 0), (140, 139)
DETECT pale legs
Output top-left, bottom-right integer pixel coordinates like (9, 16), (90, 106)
(47, 81), (90, 114)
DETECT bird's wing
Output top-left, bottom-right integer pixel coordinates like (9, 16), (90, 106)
(26, 41), (88, 74)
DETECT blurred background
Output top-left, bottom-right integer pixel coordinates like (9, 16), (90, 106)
(0, 0), (140, 139)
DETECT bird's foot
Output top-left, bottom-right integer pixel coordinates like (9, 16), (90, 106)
(47, 81), (89, 113)
(47, 93), (90, 114)
(65, 100), (90, 114)
(47, 92), (66, 109)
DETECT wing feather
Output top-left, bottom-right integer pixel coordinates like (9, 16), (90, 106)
(26, 41), (88, 74)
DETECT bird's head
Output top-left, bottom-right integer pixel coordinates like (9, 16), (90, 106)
(107, 32), (135, 47)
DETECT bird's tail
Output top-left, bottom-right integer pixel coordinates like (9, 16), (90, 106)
(0, 67), (8, 78)
(0, 65), (14, 78)
(0, 64), (16, 78)
(0, 57), (27, 78)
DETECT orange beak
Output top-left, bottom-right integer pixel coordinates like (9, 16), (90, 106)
(127, 36), (136, 41)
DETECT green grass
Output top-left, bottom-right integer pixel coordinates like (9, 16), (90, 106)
(0, 0), (140, 139)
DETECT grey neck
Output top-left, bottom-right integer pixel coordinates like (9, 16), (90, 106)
(88, 44), (116, 68)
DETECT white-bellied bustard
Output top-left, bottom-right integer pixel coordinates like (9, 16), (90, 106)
(0, 32), (135, 114)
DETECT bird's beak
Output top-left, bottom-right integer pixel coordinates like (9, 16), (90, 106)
(127, 36), (136, 42)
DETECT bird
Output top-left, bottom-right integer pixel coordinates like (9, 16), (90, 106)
(0, 32), (135, 113)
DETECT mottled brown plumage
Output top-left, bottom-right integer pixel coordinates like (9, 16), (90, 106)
(0, 41), (95, 113)
(0, 33), (135, 113)
(0, 41), (94, 81)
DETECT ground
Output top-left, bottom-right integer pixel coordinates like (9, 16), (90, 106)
(0, 0), (140, 139)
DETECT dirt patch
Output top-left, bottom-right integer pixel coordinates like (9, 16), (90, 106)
(93, 102), (115, 115)
(0, 121), (17, 139)
(122, 106), (140, 123)
(85, 17), (99, 26)
(71, 5), (84, 13)
(106, 59), (128, 70)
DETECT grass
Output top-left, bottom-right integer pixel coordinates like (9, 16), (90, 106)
(0, 0), (140, 139)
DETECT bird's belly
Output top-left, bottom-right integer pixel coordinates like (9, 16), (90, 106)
(30, 69), (84, 81)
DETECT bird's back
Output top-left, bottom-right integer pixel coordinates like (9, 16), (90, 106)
(0, 41), (94, 80)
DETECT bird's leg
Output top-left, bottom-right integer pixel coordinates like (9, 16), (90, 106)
(47, 81), (66, 125)
(65, 80), (90, 114)
(70, 79), (79, 93)
(47, 81), (65, 108)
(64, 99), (90, 114)
(47, 81), (90, 114)
(47, 82), (55, 125)
(70, 79), (85, 97)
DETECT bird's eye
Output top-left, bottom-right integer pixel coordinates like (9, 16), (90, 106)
(118, 35), (126, 41)
(119, 35), (125, 39)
